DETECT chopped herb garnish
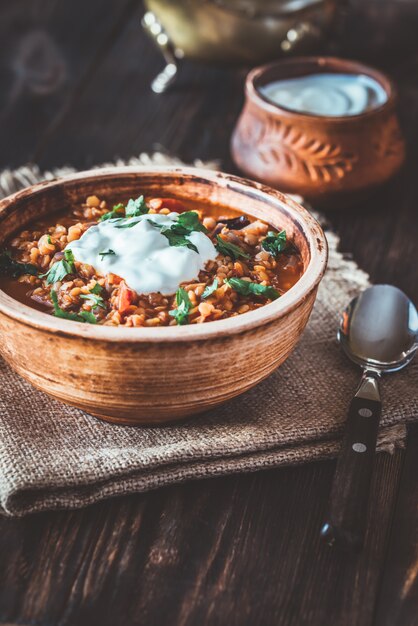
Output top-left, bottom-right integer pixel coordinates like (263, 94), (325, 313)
(175, 211), (207, 234)
(160, 229), (198, 253)
(78, 310), (98, 324)
(80, 292), (106, 309)
(99, 203), (125, 221)
(90, 283), (104, 295)
(169, 288), (192, 325)
(100, 212), (118, 222)
(114, 220), (139, 229)
(80, 283), (106, 308)
(202, 278), (219, 299)
(113, 203), (150, 227)
(149, 211), (206, 253)
(47, 235), (52, 244)
(125, 195), (149, 218)
(225, 277), (279, 300)
(215, 235), (250, 261)
(0, 251), (38, 278)
(261, 230), (287, 257)
(42, 249), (75, 285)
(99, 249), (116, 260)
(50, 290), (97, 324)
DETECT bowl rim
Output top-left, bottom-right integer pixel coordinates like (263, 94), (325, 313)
(0, 166), (328, 342)
(246, 55), (397, 123)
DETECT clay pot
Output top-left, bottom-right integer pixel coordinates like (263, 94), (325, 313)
(0, 167), (327, 425)
(231, 57), (405, 207)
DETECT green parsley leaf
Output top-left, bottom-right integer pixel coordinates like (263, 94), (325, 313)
(42, 249), (75, 285)
(80, 292), (106, 309)
(99, 249), (116, 260)
(114, 220), (138, 229)
(90, 283), (104, 295)
(202, 278), (219, 299)
(225, 277), (279, 300)
(175, 211), (207, 234)
(99, 203), (125, 221)
(215, 235), (250, 261)
(169, 288), (192, 325)
(261, 230), (287, 257)
(125, 195), (148, 218)
(78, 310), (98, 324)
(161, 230), (198, 253)
(149, 212), (204, 253)
(50, 290), (97, 324)
(0, 251), (38, 278)
(80, 283), (106, 309)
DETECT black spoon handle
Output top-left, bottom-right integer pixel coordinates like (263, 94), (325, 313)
(321, 386), (381, 550)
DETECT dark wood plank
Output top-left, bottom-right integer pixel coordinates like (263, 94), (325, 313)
(32, 21), (246, 170)
(374, 423), (418, 626)
(0, 0), (138, 169)
(334, 0), (418, 65)
(0, 451), (403, 626)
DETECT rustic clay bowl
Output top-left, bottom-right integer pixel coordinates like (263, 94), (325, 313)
(231, 56), (405, 207)
(0, 167), (327, 425)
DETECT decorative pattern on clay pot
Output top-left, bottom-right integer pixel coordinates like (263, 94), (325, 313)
(242, 115), (358, 183)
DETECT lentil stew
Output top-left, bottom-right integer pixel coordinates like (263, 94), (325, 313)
(0, 194), (303, 327)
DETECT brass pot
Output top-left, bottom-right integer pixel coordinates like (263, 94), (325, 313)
(143, 0), (337, 91)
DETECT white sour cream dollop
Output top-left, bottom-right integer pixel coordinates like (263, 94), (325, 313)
(260, 73), (387, 117)
(66, 212), (217, 296)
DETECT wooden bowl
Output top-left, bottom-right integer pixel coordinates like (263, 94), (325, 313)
(0, 167), (327, 425)
(231, 56), (406, 207)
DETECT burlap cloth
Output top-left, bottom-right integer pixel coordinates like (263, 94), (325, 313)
(0, 156), (417, 517)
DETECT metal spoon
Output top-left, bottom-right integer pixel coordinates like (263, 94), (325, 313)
(321, 284), (418, 550)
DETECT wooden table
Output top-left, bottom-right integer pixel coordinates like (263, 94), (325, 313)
(0, 2), (417, 624)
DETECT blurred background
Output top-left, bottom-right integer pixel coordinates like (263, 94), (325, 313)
(1, 0), (418, 172)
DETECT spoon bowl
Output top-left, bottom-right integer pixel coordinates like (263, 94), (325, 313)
(338, 284), (418, 372)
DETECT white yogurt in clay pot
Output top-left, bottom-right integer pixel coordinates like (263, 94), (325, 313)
(259, 73), (388, 117)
